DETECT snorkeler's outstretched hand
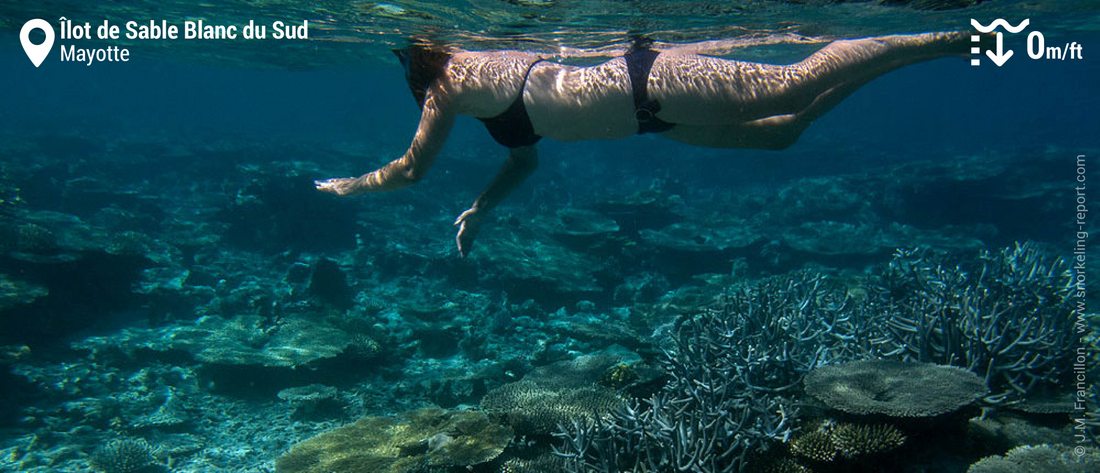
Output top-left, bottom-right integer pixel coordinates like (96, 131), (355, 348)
(314, 177), (363, 196)
(454, 208), (482, 257)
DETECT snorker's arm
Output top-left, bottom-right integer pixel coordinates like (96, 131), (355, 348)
(454, 145), (539, 257)
(315, 82), (456, 195)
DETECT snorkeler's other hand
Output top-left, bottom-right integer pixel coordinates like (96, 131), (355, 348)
(454, 208), (482, 257)
(314, 177), (363, 196)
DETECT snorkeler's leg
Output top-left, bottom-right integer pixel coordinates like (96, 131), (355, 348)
(661, 32), (982, 149)
(316, 85), (456, 195)
(454, 145), (538, 257)
(719, 31), (982, 144)
(785, 32), (979, 121)
(796, 32), (974, 82)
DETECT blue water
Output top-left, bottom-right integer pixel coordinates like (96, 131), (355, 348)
(1, 2), (1099, 472)
(4, 33), (1097, 188)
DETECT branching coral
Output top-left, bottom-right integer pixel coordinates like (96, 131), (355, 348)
(551, 244), (1091, 472)
(874, 243), (1080, 403)
(554, 271), (872, 472)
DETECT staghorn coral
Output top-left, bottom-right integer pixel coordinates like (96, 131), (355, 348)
(554, 271), (872, 472)
(275, 408), (512, 473)
(874, 243), (1081, 403)
(553, 245), (1086, 472)
(659, 271), (873, 400)
(88, 438), (163, 473)
(803, 360), (986, 418)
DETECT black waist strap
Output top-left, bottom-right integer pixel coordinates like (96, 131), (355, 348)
(624, 42), (675, 134)
(478, 59), (544, 148)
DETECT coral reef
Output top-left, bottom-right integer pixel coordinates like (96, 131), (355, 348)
(760, 457), (814, 473)
(88, 438), (164, 473)
(498, 453), (567, 472)
(550, 208), (622, 250)
(968, 413), (1077, 451)
(550, 244), (1090, 472)
(274, 408), (512, 473)
(0, 273), (48, 311)
(874, 244), (1080, 403)
(0, 119), (1091, 473)
(829, 423), (906, 458)
(483, 382), (625, 436)
(803, 360), (987, 417)
(553, 271), (869, 472)
(967, 444), (1100, 473)
(277, 384), (347, 420)
(790, 429), (837, 462)
(481, 350), (635, 436)
(219, 162), (359, 252)
(471, 230), (606, 305)
(74, 314), (356, 384)
(307, 259), (354, 310)
(790, 422), (906, 463)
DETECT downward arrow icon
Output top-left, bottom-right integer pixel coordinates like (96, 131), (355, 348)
(985, 32), (1013, 67)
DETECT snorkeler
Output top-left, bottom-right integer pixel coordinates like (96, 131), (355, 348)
(316, 32), (978, 256)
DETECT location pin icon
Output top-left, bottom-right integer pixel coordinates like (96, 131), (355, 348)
(20, 19), (55, 68)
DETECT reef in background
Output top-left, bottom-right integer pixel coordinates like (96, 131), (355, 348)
(0, 130), (1095, 473)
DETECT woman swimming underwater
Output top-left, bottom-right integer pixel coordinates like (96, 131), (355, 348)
(316, 32), (978, 256)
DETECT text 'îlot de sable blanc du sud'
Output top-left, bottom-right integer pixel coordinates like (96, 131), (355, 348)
(58, 19), (309, 66)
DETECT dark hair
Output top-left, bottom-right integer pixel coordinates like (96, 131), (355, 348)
(392, 44), (452, 109)
(627, 34), (656, 54)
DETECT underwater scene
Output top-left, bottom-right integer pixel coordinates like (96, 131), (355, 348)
(1, 1), (1099, 472)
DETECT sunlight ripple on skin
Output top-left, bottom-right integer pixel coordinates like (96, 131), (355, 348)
(318, 32), (978, 255)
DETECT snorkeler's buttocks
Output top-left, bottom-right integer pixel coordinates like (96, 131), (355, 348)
(315, 32), (983, 256)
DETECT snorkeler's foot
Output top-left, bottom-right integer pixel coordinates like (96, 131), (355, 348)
(314, 176), (363, 196)
(454, 208), (483, 257)
(915, 31), (995, 57)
